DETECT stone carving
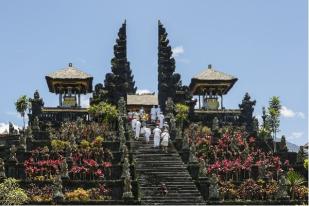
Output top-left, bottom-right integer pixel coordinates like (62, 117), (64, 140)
(9, 144), (17, 161)
(121, 145), (129, 163)
(104, 21), (136, 104)
(9, 122), (18, 135)
(279, 135), (288, 152)
(182, 130), (190, 150)
(60, 158), (69, 179)
(209, 173), (220, 200)
(0, 158), (6, 179)
(32, 116), (40, 131)
(165, 97), (175, 119)
(52, 175), (64, 202)
(118, 97), (127, 117)
(276, 175), (290, 200)
(297, 146), (306, 163)
(239, 93), (256, 133)
(19, 133), (27, 150)
(29, 90), (44, 123)
(212, 117), (219, 131)
(158, 21), (182, 112)
(189, 142), (198, 163)
(121, 157), (130, 179)
(122, 172), (133, 199)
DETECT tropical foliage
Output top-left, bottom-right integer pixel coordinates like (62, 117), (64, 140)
(15, 95), (29, 128)
(0, 178), (28, 205)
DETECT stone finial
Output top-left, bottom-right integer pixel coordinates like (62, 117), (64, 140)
(52, 175), (64, 202)
(0, 158), (6, 179)
(209, 173), (220, 200)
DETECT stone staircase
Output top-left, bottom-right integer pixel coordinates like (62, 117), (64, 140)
(132, 133), (205, 205)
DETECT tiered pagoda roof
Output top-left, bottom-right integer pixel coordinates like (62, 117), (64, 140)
(45, 63), (93, 94)
(190, 64), (238, 95)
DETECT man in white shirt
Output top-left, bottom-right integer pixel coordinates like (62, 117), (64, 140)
(135, 120), (141, 140)
(156, 105), (161, 117)
(144, 126), (151, 143)
(153, 126), (162, 148)
(158, 112), (165, 129)
(131, 117), (137, 132)
(150, 105), (157, 123)
(161, 129), (170, 153)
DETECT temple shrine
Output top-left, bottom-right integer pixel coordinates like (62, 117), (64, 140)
(0, 20), (307, 205)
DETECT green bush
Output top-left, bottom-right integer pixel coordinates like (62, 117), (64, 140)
(51, 139), (70, 152)
(88, 102), (118, 123)
(0, 178), (28, 205)
(175, 103), (189, 122)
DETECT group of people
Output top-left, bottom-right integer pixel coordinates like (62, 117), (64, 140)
(129, 105), (170, 153)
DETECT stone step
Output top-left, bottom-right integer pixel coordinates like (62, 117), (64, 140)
(140, 185), (198, 190)
(142, 200), (205, 205)
(141, 191), (202, 197)
(136, 168), (188, 173)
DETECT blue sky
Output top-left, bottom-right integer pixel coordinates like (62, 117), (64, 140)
(0, 0), (307, 145)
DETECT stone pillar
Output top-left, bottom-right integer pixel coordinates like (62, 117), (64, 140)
(220, 94), (223, 109)
(78, 94), (81, 107)
(59, 93), (62, 106)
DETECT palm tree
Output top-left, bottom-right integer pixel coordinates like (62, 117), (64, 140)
(15, 95), (29, 129)
(286, 170), (305, 199)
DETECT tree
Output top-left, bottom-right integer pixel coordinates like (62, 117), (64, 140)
(15, 95), (29, 129)
(266, 96), (281, 152)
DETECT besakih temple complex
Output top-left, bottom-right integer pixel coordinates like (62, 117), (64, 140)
(0, 20), (307, 205)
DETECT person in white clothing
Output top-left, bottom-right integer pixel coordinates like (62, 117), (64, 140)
(153, 126), (162, 148)
(158, 112), (165, 129)
(150, 105), (157, 123)
(139, 107), (145, 115)
(140, 123), (146, 136)
(135, 120), (141, 140)
(131, 117), (137, 132)
(144, 126), (151, 143)
(156, 105), (161, 117)
(161, 129), (170, 153)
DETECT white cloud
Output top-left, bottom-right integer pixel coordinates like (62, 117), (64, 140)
(136, 89), (153, 95)
(172, 46), (184, 57)
(297, 112), (305, 119)
(280, 106), (295, 118)
(289, 132), (304, 139)
(0, 122), (20, 134)
(280, 106), (305, 119)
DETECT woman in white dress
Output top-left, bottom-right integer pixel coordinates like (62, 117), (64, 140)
(153, 126), (162, 148)
(144, 126), (151, 143)
(161, 129), (170, 153)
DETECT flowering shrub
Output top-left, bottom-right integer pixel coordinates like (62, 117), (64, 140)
(293, 185), (309, 200)
(219, 180), (238, 200)
(24, 158), (63, 180)
(27, 184), (52, 202)
(238, 179), (263, 200)
(65, 185), (111, 201)
(51, 139), (70, 152)
(65, 188), (90, 201)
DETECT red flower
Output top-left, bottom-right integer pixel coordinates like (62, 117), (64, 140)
(102, 162), (112, 168)
(83, 159), (98, 168)
(94, 169), (104, 177)
(249, 136), (256, 144)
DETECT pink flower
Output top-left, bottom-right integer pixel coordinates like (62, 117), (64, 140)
(94, 169), (104, 177)
(249, 136), (256, 144)
(102, 162), (112, 168)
